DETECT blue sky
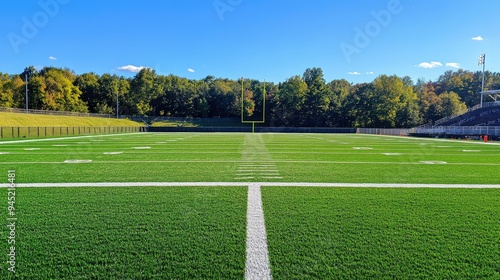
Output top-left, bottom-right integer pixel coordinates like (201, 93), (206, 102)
(1, 0), (499, 84)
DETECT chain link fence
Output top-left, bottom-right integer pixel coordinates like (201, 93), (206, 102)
(0, 126), (146, 139)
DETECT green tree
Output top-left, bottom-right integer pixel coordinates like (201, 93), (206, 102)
(39, 68), (87, 112)
(0, 73), (14, 107)
(128, 68), (159, 115)
(326, 79), (351, 127)
(75, 72), (100, 113)
(302, 68), (330, 126)
(206, 78), (240, 117)
(416, 81), (442, 124)
(370, 75), (419, 127)
(438, 91), (467, 118)
(346, 83), (377, 127)
(271, 75), (308, 126)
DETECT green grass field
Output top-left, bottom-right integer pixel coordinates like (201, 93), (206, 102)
(263, 187), (500, 279)
(1, 132), (499, 279)
(1, 133), (499, 184)
(9, 187), (246, 279)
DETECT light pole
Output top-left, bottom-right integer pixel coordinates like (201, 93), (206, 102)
(25, 74), (29, 113)
(479, 54), (486, 107)
(116, 92), (119, 118)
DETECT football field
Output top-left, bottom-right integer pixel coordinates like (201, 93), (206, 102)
(1, 132), (499, 279)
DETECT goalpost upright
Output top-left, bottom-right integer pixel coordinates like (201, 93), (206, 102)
(241, 77), (266, 133)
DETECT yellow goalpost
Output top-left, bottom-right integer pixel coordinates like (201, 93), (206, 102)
(241, 78), (266, 133)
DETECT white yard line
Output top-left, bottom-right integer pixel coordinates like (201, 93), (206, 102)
(3, 161), (500, 166)
(365, 134), (500, 146)
(245, 184), (272, 280)
(236, 134), (283, 181)
(0, 132), (143, 145)
(5, 182), (500, 188)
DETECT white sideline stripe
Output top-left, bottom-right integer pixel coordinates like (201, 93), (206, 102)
(5, 182), (500, 188)
(245, 184), (272, 280)
(4, 161), (500, 167)
(238, 170), (279, 173)
(366, 134), (500, 146)
(0, 132), (143, 145)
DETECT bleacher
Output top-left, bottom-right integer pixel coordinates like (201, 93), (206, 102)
(410, 102), (500, 140)
(436, 104), (500, 127)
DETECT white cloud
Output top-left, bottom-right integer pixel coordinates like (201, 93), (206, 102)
(472, 36), (484, 41)
(116, 65), (146, 73)
(187, 68), (195, 73)
(446, 62), (460, 68)
(347, 71), (361, 75)
(366, 71), (374, 75)
(417, 61), (442, 69)
(48, 56), (57, 60)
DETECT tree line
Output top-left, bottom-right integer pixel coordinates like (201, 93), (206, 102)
(1, 66), (500, 128)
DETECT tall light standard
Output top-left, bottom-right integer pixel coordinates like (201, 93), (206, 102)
(25, 74), (29, 113)
(116, 92), (119, 118)
(479, 54), (486, 107)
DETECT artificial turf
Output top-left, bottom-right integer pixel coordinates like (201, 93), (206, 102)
(0, 133), (499, 184)
(1, 186), (247, 279)
(262, 187), (500, 279)
(1, 132), (499, 279)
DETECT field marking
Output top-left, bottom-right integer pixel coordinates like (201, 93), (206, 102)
(245, 184), (272, 280)
(365, 134), (500, 146)
(6, 182), (500, 188)
(0, 132), (143, 145)
(236, 134), (283, 181)
(419, 161), (447, 165)
(64, 160), (93, 163)
(4, 160), (500, 166)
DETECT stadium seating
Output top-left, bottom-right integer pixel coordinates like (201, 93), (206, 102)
(437, 105), (500, 126)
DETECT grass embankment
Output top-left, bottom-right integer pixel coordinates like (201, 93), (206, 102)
(150, 117), (241, 127)
(0, 112), (143, 127)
